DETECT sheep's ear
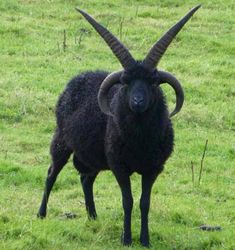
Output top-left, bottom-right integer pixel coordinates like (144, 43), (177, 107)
(76, 8), (136, 70)
(143, 5), (201, 69)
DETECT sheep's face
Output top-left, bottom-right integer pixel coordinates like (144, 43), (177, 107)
(127, 79), (154, 114)
(121, 64), (159, 114)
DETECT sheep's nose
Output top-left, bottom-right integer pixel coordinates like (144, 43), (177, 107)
(130, 95), (146, 113)
(133, 96), (144, 105)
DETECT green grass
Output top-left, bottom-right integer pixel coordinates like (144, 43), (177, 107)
(0, 0), (235, 249)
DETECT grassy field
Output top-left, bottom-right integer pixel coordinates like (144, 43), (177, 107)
(0, 0), (235, 249)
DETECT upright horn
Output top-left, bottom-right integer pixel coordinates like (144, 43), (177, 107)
(143, 5), (201, 69)
(76, 8), (136, 69)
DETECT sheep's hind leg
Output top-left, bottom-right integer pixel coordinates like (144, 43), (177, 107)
(37, 131), (72, 218)
(80, 173), (98, 219)
(73, 156), (98, 219)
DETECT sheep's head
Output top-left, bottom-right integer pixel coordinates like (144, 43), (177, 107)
(120, 64), (159, 114)
(76, 5), (200, 117)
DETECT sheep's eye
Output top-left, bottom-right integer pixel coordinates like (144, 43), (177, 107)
(121, 80), (128, 85)
(152, 81), (159, 86)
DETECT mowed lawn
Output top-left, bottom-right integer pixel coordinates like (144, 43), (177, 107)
(0, 0), (234, 249)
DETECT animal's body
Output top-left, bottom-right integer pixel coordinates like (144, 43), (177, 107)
(57, 70), (173, 176)
(38, 6), (200, 247)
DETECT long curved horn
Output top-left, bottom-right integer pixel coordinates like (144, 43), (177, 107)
(76, 8), (136, 69)
(98, 71), (123, 116)
(143, 5), (201, 69)
(158, 71), (184, 117)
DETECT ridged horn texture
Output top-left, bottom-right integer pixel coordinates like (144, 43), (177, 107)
(143, 5), (201, 69)
(98, 71), (123, 116)
(76, 8), (136, 69)
(158, 71), (184, 117)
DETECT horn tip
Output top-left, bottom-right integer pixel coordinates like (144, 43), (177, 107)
(192, 4), (202, 12)
(75, 7), (86, 16)
(75, 7), (81, 12)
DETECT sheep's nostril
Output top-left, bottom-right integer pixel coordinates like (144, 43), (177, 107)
(133, 97), (144, 105)
(130, 96), (146, 113)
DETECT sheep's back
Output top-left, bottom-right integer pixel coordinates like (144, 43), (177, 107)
(56, 71), (109, 126)
(54, 71), (112, 170)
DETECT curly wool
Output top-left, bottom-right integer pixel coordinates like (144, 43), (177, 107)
(54, 69), (173, 175)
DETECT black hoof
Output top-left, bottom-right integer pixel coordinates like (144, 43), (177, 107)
(37, 212), (46, 219)
(140, 239), (151, 248)
(88, 212), (97, 220)
(121, 232), (132, 247)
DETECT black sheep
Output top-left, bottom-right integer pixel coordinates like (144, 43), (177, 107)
(38, 5), (200, 247)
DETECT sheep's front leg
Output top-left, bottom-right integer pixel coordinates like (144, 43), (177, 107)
(112, 169), (133, 246)
(139, 173), (157, 247)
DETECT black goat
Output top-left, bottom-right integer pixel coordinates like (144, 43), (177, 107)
(38, 5), (200, 247)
